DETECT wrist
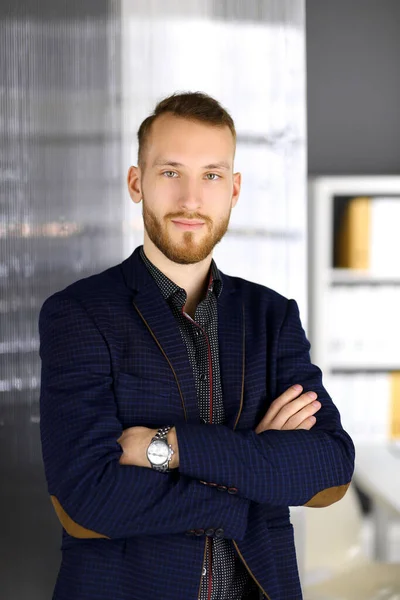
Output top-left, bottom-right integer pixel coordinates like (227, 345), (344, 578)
(167, 427), (179, 469)
(143, 429), (158, 468)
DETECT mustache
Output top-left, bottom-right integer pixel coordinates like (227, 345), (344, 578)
(165, 212), (212, 224)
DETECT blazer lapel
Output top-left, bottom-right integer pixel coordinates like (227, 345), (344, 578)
(121, 248), (199, 424)
(218, 274), (245, 430)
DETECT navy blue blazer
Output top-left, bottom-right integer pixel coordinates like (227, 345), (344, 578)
(39, 246), (355, 600)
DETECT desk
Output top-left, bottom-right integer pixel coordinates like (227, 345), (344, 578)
(355, 443), (400, 561)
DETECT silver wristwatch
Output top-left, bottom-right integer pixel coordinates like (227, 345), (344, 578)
(146, 426), (174, 472)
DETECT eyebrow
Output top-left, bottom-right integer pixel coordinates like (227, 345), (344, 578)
(152, 159), (231, 171)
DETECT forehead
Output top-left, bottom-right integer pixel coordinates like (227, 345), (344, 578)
(146, 114), (235, 164)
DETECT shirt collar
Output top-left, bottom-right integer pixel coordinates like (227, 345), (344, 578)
(139, 245), (223, 303)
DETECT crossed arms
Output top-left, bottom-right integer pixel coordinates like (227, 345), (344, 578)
(118, 385), (323, 470)
(39, 292), (355, 540)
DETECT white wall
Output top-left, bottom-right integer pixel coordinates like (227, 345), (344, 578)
(120, 0), (308, 322)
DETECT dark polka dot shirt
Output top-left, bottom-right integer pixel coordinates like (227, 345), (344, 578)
(140, 247), (261, 600)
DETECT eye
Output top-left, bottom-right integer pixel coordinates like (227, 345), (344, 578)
(162, 171), (178, 178)
(205, 173), (220, 181)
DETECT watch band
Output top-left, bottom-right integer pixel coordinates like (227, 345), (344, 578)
(154, 425), (171, 440)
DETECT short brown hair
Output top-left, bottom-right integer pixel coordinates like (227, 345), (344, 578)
(137, 91), (236, 168)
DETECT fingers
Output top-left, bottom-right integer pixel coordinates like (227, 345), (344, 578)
(259, 384), (304, 424)
(278, 393), (320, 430)
(255, 385), (321, 433)
(283, 401), (321, 430)
(295, 416), (317, 430)
(268, 392), (320, 431)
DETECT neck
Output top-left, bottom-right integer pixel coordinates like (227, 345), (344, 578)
(143, 237), (212, 314)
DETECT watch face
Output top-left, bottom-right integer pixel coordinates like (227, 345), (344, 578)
(147, 440), (168, 466)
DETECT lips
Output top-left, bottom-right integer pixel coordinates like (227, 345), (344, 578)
(171, 219), (205, 230)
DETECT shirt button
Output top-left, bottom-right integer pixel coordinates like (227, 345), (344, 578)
(199, 373), (207, 382)
(195, 329), (202, 336)
(202, 567), (207, 577)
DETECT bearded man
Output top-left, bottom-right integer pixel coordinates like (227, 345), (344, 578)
(39, 91), (354, 600)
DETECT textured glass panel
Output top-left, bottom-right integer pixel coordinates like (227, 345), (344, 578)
(0, 2), (122, 596)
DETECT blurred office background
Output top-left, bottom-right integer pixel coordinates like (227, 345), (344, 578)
(1, 1), (400, 598)
(305, 2), (400, 597)
(1, 1), (123, 598)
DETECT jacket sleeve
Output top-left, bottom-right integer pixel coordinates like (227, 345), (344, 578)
(175, 298), (355, 508)
(39, 292), (249, 540)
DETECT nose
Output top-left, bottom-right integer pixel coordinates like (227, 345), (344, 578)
(179, 178), (202, 212)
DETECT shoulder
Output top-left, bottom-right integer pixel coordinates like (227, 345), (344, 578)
(40, 262), (127, 314)
(219, 270), (297, 331)
(220, 270), (289, 306)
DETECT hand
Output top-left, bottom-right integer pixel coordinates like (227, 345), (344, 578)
(118, 426), (155, 467)
(255, 385), (320, 434)
(118, 426), (179, 469)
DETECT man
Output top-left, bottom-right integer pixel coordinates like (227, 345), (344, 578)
(39, 92), (355, 600)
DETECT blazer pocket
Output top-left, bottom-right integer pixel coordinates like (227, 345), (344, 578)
(114, 372), (184, 427)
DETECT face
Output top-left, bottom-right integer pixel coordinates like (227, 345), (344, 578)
(127, 114), (241, 265)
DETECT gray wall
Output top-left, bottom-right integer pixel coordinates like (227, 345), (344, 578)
(306, 0), (400, 175)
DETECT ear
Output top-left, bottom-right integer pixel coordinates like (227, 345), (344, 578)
(127, 166), (142, 204)
(231, 172), (241, 208)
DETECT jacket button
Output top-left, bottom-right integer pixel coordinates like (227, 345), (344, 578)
(228, 487), (238, 495)
(208, 482), (217, 487)
(217, 485), (227, 492)
(194, 528), (205, 536)
(185, 529), (195, 536)
(205, 528), (215, 536)
(214, 528), (224, 539)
